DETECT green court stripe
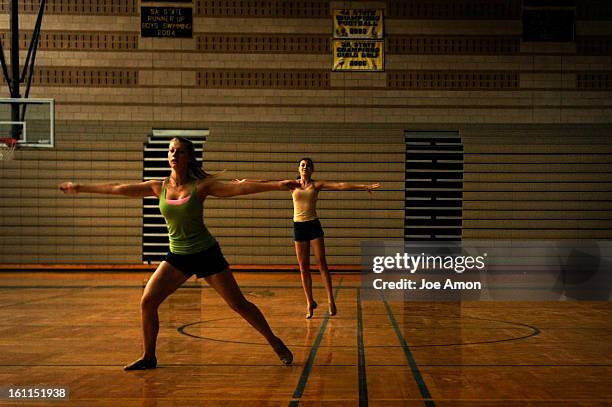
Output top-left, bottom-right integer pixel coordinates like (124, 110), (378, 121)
(357, 288), (368, 406)
(289, 280), (342, 406)
(383, 298), (436, 407)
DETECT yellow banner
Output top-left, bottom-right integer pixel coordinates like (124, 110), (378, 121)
(333, 9), (383, 39)
(333, 40), (384, 71)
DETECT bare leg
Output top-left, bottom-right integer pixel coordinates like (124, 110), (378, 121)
(205, 270), (293, 364)
(312, 236), (336, 316)
(125, 261), (190, 370)
(295, 240), (317, 318)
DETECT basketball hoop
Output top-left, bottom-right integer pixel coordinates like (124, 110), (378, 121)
(0, 137), (17, 161)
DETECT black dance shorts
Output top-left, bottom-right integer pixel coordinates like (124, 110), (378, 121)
(164, 242), (230, 278)
(293, 219), (324, 242)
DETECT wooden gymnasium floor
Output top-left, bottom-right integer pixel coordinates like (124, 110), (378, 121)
(0, 271), (611, 406)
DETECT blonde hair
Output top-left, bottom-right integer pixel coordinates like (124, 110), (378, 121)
(170, 136), (212, 180)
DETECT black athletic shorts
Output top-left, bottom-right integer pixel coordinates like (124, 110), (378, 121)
(293, 218), (324, 242)
(164, 242), (229, 278)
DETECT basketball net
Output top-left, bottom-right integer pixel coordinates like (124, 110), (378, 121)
(0, 138), (17, 161)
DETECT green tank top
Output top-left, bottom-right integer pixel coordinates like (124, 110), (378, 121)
(159, 180), (216, 254)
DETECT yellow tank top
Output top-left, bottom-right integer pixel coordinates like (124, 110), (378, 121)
(292, 185), (318, 222)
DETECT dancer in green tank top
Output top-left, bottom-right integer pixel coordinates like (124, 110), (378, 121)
(60, 137), (297, 370)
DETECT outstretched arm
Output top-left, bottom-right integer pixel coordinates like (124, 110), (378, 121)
(233, 178), (269, 183)
(59, 180), (161, 198)
(316, 181), (381, 193)
(204, 179), (297, 198)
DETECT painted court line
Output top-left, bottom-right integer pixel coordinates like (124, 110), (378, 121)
(289, 280), (343, 406)
(357, 288), (368, 406)
(382, 297), (436, 407)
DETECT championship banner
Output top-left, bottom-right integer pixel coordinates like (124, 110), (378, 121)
(141, 7), (193, 38)
(332, 40), (384, 71)
(333, 9), (383, 39)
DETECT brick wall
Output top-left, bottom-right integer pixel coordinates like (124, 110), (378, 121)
(0, 0), (610, 264)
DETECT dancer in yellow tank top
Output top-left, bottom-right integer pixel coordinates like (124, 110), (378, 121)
(291, 158), (380, 318)
(237, 158), (380, 318)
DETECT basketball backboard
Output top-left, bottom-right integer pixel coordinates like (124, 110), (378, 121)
(0, 98), (54, 148)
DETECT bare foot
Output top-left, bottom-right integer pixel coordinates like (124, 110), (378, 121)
(271, 337), (293, 365)
(306, 301), (318, 319)
(328, 301), (337, 316)
(124, 356), (157, 371)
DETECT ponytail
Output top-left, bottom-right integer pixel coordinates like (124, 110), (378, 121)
(188, 160), (209, 180)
